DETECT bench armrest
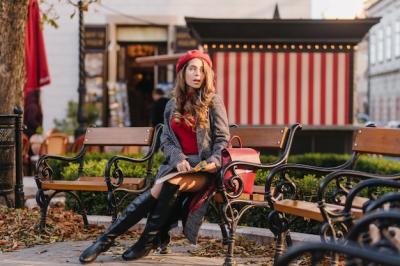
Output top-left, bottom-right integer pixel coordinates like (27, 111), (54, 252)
(104, 124), (162, 192)
(104, 151), (157, 191)
(319, 172), (400, 213)
(318, 170), (400, 206)
(218, 124), (302, 199)
(316, 170), (400, 239)
(104, 155), (154, 192)
(218, 160), (284, 198)
(34, 149), (85, 185)
(363, 189), (400, 213)
(264, 155), (357, 203)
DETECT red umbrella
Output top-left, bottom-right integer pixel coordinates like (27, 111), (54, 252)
(24, 0), (50, 96)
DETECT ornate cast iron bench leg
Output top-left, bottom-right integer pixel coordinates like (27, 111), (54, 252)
(36, 189), (89, 231)
(36, 189), (50, 232)
(67, 191), (89, 230)
(223, 200), (258, 266)
(218, 209), (229, 245)
(268, 210), (292, 265)
(210, 200), (229, 245)
(224, 222), (237, 266)
(107, 190), (118, 222)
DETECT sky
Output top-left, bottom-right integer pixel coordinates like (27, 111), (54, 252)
(312, 0), (365, 19)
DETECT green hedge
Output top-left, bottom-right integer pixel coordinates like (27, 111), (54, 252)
(58, 152), (164, 214)
(46, 152), (165, 180)
(60, 153), (400, 234)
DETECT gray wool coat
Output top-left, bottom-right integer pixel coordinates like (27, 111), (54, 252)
(155, 93), (230, 243)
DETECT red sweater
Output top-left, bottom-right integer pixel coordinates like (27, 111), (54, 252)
(170, 116), (198, 155)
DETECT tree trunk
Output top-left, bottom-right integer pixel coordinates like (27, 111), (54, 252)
(0, 0), (28, 114)
(0, 1), (28, 203)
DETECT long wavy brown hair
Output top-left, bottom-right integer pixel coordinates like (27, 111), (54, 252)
(173, 58), (215, 129)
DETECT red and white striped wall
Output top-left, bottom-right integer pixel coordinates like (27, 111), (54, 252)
(212, 51), (351, 126)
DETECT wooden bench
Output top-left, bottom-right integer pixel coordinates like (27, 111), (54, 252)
(318, 173), (400, 240)
(264, 127), (400, 262)
(277, 207), (400, 266)
(214, 124), (301, 266)
(34, 125), (162, 231)
(276, 239), (400, 266)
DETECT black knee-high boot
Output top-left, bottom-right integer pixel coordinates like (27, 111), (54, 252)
(151, 195), (181, 254)
(79, 190), (156, 264)
(122, 182), (180, 261)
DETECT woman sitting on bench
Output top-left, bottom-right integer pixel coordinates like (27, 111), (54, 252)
(79, 49), (230, 263)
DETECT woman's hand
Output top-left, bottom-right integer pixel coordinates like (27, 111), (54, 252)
(203, 162), (217, 173)
(176, 160), (192, 172)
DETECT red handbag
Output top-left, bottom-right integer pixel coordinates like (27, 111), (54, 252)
(221, 136), (260, 194)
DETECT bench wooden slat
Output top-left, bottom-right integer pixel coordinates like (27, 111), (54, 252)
(238, 185), (275, 201)
(84, 127), (154, 146)
(229, 127), (289, 149)
(339, 195), (368, 209)
(353, 128), (400, 156)
(273, 199), (364, 222)
(42, 180), (108, 191)
(213, 186), (275, 202)
(42, 177), (145, 191)
(78, 176), (145, 187)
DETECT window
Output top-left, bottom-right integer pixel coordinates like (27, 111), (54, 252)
(385, 26), (391, 60)
(370, 33), (376, 64)
(377, 29), (384, 62)
(395, 21), (400, 57)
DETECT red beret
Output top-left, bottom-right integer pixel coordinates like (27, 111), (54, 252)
(176, 50), (212, 73)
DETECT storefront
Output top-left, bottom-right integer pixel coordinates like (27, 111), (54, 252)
(84, 23), (198, 127)
(185, 17), (379, 127)
(135, 17), (379, 153)
(115, 26), (168, 126)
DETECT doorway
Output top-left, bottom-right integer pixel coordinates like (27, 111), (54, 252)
(118, 43), (167, 126)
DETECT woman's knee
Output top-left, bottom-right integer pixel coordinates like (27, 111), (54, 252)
(168, 176), (208, 192)
(167, 177), (183, 186)
(150, 183), (163, 198)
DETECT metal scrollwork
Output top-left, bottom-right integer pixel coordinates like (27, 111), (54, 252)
(223, 203), (239, 224)
(275, 175), (296, 200)
(366, 187), (378, 201)
(39, 160), (53, 182)
(224, 167), (244, 199)
(347, 211), (400, 256)
(320, 220), (348, 243)
(268, 210), (287, 235)
(332, 176), (349, 204)
(110, 160), (124, 188)
(35, 190), (49, 208)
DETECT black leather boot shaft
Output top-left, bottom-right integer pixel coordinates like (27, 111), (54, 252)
(153, 194), (182, 253)
(122, 182), (180, 261)
(79, 191), (156, 264)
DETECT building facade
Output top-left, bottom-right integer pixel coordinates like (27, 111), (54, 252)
(186, 18), (376, 126)
(366, 0), (400, 125)
(40, 0), (312, 132)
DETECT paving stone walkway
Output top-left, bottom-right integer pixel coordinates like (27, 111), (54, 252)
(0, 239), (273, 266)
(5, 176), (317, 265)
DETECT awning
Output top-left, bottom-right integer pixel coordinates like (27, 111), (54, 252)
(185, 17), (380, 44)
(24, 0), (50, 95)
(135, 53), (185, 67)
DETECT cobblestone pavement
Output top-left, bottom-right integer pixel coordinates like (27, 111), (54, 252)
(0, 240), (273, 266)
